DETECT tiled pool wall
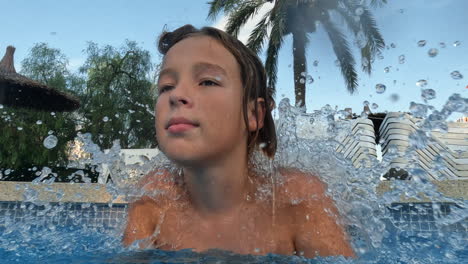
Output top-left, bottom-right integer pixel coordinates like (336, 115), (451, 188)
(386, 203), (467, 234)
(0, 201), (466, 234)
(0, 201), (127, 229)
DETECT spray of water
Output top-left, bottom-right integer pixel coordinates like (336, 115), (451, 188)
(1, 93), (467, 263)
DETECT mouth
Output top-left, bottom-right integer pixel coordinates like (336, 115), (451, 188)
(166, 117), (199, 133)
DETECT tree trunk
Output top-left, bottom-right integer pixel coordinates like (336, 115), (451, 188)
(292, 29), (307, 110)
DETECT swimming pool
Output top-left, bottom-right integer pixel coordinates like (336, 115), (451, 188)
(0, 199), (466, 263)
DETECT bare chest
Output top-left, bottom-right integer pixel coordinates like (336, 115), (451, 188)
(154, 204), (295, 256)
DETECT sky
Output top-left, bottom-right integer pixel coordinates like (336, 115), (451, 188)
(1, 0), (467, 116)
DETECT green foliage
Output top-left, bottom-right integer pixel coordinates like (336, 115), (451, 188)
(77, 40), (156, 150)
(0, 43), (79, 170)
(207, 0), (386, 109)
(0, 41), (157, 176)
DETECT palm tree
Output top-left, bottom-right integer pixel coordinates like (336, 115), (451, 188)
(208, 0), (385, 110)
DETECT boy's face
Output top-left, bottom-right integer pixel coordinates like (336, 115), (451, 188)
(155, 36), (248, 165)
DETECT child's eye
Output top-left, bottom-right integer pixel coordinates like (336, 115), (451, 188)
(158, 85), (174, 94)
(200, 80), (219, 86)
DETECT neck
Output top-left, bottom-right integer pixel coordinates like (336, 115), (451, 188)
(181, 147), (252, 217)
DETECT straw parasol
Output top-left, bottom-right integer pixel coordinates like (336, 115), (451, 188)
(0, 46), (80, 112)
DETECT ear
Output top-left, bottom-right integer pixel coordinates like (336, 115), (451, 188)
(247, 98), (266, 132)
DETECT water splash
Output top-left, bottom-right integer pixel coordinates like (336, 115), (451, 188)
(428, 48), (439, 57)
(43, 135), (58, 149)
(375, 84), (386, 94)
(1, 93), (467, 263)
(450, 70), (463, 80)
(417, 40), (427, 47)
(398, 55), (406, 64)
(416, 79), (428, 88)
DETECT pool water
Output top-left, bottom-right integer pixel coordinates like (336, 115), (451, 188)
(0, 201), (466, 263)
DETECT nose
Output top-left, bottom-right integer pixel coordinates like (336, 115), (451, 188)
(169, 86), (193, 108)
(169, 95), (190, 107)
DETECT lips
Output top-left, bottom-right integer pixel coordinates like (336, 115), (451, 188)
(166, 117), (199, 133)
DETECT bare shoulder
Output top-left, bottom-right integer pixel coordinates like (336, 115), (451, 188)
(277, 167), (327, 205)
(123, 169), (181, 247)
(277, 168), (355, 258)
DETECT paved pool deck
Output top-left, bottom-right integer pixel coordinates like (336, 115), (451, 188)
(0, 180), (466, 204)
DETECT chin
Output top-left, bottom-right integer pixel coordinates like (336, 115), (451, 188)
(159, 143), (200, 165)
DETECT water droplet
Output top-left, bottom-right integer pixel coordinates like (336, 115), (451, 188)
(409, 102), (428, 118)
(363, 100), (370, 106)
(399, 9), (404, 13)
(43, 135), (58, 149)
(371, 103), (379, 110)
(300, 72), (307, 77)
(48, 130), (54, 135)
(384, 67), (390, 73)
(0, 104), (3, 109)
(306, 75), (314, 84)
(375, 84), (386, 94)
(355, 7), (364, 16)
(389, 93), (400, 102)
(439, 42), (446, 48)
(36, 120), (42, 125)
(102, 116), (109, 122)
(4, 169), (11, 175)
(299, 78), (305, 84)
(115, 113), (120, 118)
(450, 70), (463, 80)
(288, 64), (291, 68)
(335, 60), (340, 67)
(453, 41), (461, 47)
(398, 55), (405, 64)
(428, 48), (438, 57)
(50, 112), (56, 116)
(416, 79), (428, 88)
(390, 43), (396, 48)
(313, 60), (319, 67)
(417, 40), (426, 47)
(17, 127), (23, 131)
(421, 89), (436, 100)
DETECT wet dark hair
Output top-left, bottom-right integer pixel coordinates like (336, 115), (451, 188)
(157, 24), (277, 158)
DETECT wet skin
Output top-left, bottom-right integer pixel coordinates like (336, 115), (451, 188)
(123, 35), (355, 258)
(123, 169), (355, 258)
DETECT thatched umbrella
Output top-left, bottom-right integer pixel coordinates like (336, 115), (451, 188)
(0, 46), (80, 112)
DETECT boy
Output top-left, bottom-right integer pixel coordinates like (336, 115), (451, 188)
(123, 25), (354, 258)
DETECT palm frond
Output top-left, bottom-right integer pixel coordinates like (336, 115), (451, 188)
(359, 8), (385, 56)
(247, 9), (272, 53)
(322, 18), (358, 94)
(207, 0), (242, 21)
(264, 1), (287, 96)
(361, 43), (372, 74)
(338, 1), (384, 74)
(225, 1), (266, 37)
(334, 7), (360, 35)
(370, 0), (387, 8)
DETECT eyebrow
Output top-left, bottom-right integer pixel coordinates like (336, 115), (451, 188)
(192, 62), (227, 77)
(158, 68), (178, 82)
(158, 62), (228, 83)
